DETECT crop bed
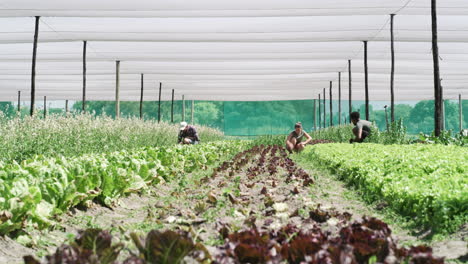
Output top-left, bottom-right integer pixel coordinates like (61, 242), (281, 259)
(24, 145), (443, 263)
(0, 141), (248, 235)
(301, 143), (467, 233)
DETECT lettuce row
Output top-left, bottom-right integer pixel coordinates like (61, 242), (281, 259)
(0, 141), (249, 235)
(302, 143), (467, 233)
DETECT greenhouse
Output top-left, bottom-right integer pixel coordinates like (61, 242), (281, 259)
(0, 0), (466, 263)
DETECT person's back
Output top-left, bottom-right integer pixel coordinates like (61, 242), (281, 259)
(350, 112), (372, 143)
(178, 122), (200, 144)
(356, 119), (372, 134)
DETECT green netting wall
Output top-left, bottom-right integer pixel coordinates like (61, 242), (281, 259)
(223, 101), (314, 136)
(2, 99), (467, 136)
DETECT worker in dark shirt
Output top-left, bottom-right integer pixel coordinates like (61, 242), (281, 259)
(349, 112), (372, 143)
(178, 121), (200, 144)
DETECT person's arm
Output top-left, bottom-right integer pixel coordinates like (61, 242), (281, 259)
(193, 128), (200, 142)
(285, 133), (292, 144)
(302, 132), (312, 145)
(178, 130), (183, 143)
(354, 125), (363, 141)
(357, 127), (363, 139)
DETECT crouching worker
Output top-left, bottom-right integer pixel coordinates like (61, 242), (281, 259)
(349, 111), (372, 143)
(178, 121), (200, 145)
(285, 122), (312, 153)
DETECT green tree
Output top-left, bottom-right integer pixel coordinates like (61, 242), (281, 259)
(393, 104), (412, 122)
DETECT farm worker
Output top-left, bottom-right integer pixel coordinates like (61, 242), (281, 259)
(285, 122), (312, 153)
(178, 121), (200, 145)
(349, 111), (372, 143)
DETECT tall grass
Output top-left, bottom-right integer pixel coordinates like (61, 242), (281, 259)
(0, 113), (224, 162)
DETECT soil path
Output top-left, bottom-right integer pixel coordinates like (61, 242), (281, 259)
(1, 145), (466, 263)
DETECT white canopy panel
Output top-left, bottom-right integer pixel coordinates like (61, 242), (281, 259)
(0, 0), (467, 101)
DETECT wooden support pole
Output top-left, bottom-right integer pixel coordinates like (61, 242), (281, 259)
(182, 95), (185, 122)
(158, 82), (162, 123)
(139, 74), (144, 119)
(43, 96), (46, 119)
(384, 105), (389, 131)
(171, 89), (174, 123)
(65, 99), (69, 114)
(329, 81), (333, 127)
(442, 98), (446, 131)
(390, 14), (396, 123)
(313, 99), (317, 130)
(324, 88), (327, 128)
(432, 0), (443, 136)
(191, 100), (194, 124)
(115, 61), (120, 118)
(17, 91), (21, 112)
(82, 40), (87, 112)
(30, 16), (40, 116)
(318, 94), (321, 129)
(459, 94), (463, 132)
(338, 72), (341, 125)
(363, 40), (369, 121)
(348, 60), (352, 123)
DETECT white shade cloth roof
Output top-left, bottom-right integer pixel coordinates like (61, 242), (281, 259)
(0, 0), (467, 101)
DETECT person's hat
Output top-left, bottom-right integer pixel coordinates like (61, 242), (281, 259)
(295, 122), (302, 128)
(180, 121), (188, 130)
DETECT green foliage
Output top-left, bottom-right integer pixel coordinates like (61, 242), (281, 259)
(301, 144), (468, 233)
(0, 141), (249, 235)
(370, 119), (409, 144)
(310, 125), (355, 143)
(0, 113), (223, 162)
(418, 130), (468, 146)
(249, 135), (286, 146)
(308, 120), (410, 145)
(250, 120), (409, 146)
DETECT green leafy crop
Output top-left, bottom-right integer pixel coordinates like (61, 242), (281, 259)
(0, 141), (249, 235)
(301, 143), (467, 233)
